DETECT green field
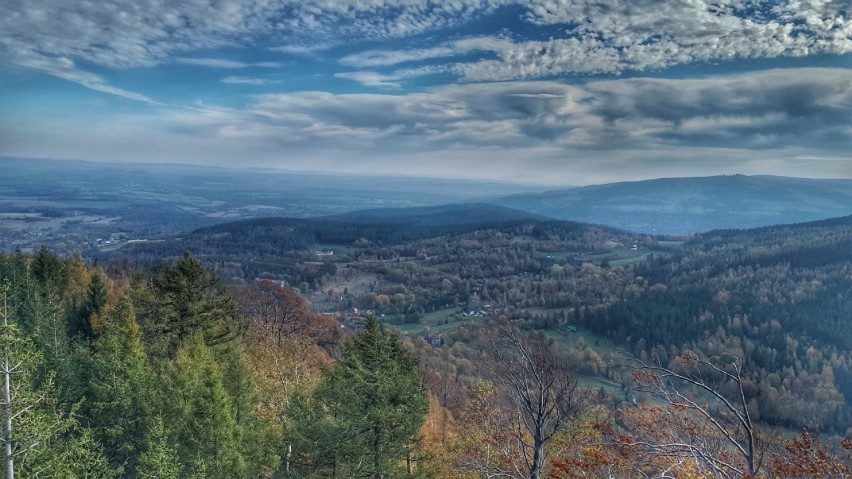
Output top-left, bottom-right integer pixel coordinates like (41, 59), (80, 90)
(580, 247), (671, 266)
(391, 307), (480, 336)
(537, 246), (671, 267)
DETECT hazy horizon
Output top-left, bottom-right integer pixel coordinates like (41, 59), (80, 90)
(7, 155), (852, 189)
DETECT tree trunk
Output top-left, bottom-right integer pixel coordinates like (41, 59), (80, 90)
(406, 446), (412, 475)
(529, 436), (544, 479)
(2, 290), (13, 479)
(4, 353), (13, 479)
(373, 427), (382, 479)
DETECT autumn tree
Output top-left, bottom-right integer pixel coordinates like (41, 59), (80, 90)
(771, 429), (852, 479)
(624, 350), (764, 479)
(232, 279), (340, 347)
(460, 318), (589, 479)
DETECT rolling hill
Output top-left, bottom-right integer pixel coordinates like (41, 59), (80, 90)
(490, 175), (852, 235)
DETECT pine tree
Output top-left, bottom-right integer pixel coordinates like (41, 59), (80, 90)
(86, 296), (152, 473)
(0, 280), (116, 478)
(146, 252), (245, 355)
(161, 335), (245, 478)
(75, 272), (108, 339)
(17, 265), (79, 410)
(288, 316), (427, 478)
(217, 347), (280, 477)
(137, 416), (180, 479)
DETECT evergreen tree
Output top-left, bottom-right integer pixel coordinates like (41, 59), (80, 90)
(146, 252), (245, 355)
(217, 347), (280, 477)
(30, 247), (67, 297)
(137, 416), (180, 479)
(161, 335), (245, 478)
(86, 296), (152, 473)
(15, 263), (77, 409)
(0, 281), (116, 478)
(75, 272), (108, 339)
(288, 316), (427, 478)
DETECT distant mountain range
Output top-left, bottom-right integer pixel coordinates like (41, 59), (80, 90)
(2, 157), (851, 242)
(489, 175), (852, 235)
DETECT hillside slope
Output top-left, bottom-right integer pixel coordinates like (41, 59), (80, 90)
(491, 175), (852, 234)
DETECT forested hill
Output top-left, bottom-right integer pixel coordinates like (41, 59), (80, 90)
(103, 204), (604, 281)
(583, 214), (852, 431)
(106, 203), (582, 260)
(318, 203), (548, 225)
(491, 175), (852, 234)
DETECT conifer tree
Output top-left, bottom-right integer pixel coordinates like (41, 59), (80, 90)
(288, 316), (427, 478)
(0, 281), (116, 478)
(218, 346), (280, 477)
(15, 263), (77, 409)
(86, 296), (152, 473)
(161, 335), (245, 478)
(137, 416), (180, 479)
(75, 272), (108, 339)
(147, 252), (244, 355)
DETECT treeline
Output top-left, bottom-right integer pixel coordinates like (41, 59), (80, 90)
(122, 213), (555, 257)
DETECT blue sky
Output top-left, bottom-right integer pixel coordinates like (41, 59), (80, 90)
(1, 0), (850, 185)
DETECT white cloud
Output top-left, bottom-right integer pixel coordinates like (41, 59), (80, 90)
(2, 0), (851, 122)
(5, 68), (850, 184)
(271, 44), (333, 55)
(0, 0), (494, 99)
(334, 71), (402, 88)
(8, 53), (161, 105)
(0, 0), (495, 69)
(222, 76), (281, 85)
(176, 58), (283, 69)
(2, 0), (850, 95)
(450, 0), (852, 81)
(161, 68), (851, 156)
(332, 1), (852, 82)
(176, 58), (250, 69)
(339, 36), (515, 67)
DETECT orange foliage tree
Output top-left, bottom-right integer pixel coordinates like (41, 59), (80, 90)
(618, 350), (765, 479)
(771, 429), (852, 479)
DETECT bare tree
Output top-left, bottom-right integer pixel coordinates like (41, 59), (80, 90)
(622, 350), (764, 479)
(231, 279), (340, 347)
(460, 318), (589, 479)
(232, 280), (312, 340)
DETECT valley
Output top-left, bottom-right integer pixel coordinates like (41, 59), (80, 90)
(2, 159), (851, 477)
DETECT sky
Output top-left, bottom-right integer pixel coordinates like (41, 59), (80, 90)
(1, 0), (851, 186)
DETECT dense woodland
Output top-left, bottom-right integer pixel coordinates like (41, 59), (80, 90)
(0, 214), (850, 477)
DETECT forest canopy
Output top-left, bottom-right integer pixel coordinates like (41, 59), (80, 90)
(0, 214), (849, 478)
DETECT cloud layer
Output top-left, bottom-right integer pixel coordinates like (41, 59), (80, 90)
(1, 1), (850, 184)
(4, 1), (850, 89)
(169, 68), (852, 152)
(6, 67), (843, 184)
